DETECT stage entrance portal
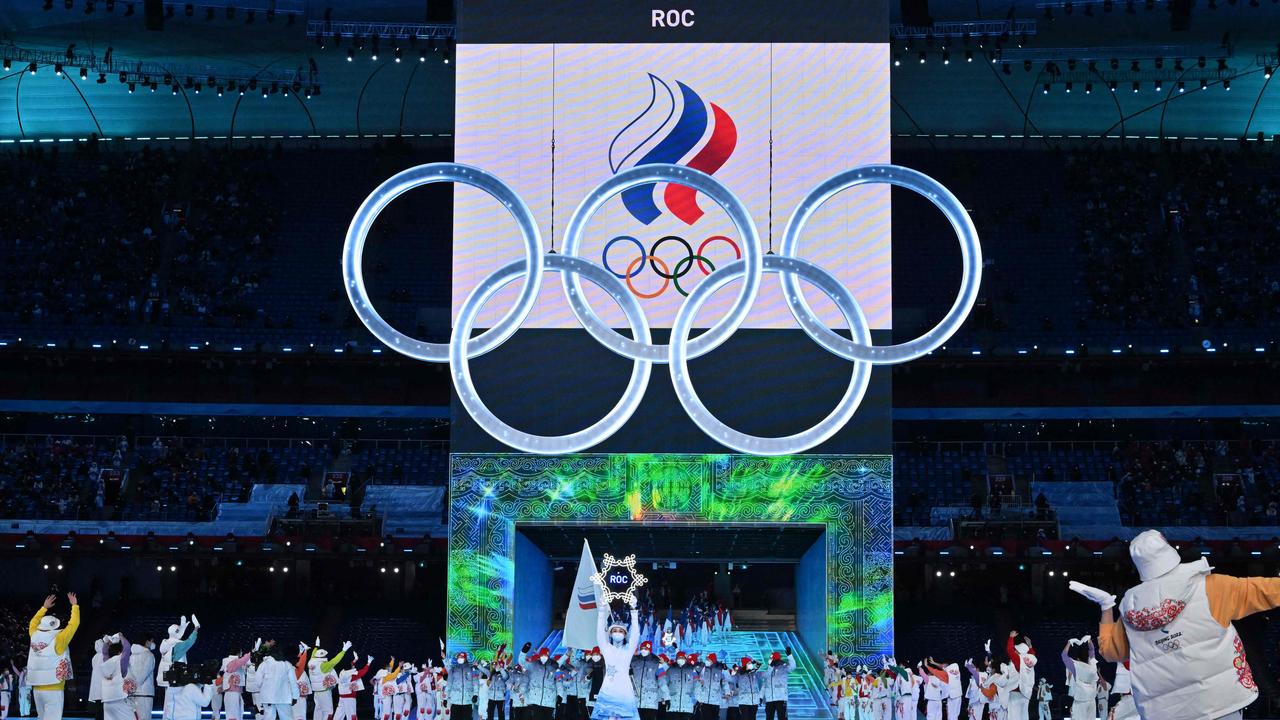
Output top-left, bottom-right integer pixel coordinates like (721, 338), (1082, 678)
(447, 453), (893, 665)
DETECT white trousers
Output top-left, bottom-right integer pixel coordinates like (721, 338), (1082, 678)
(134, 696), (156, 720)
(945, 698), (961, 720)
(896, 697), (917, 720)
(394, 694), (412, 720)
(969, 701), (988, 720)
(838, 698), (854, 720)
(265, 704), (294, 720)
(1069, 700), (1091, 720)
(1212, 713), (1243, 720)
(225, 692), (244, 720)
(1, 690), (10, 720)
(334, 698), (358, 720)
(34, 689), (64, 720)
(314, 691), (335, 720)
(162, 690), (177, 720)
(293, 697), (308, 720)
(105, 698), (139, 720)
(212, 693), (223, 720)
(1005, 695), (1030, 720)
(926, 699), (943, 720)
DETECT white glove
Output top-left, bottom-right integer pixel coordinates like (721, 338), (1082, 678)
(110, 633), (122, 643)
(983, 639), (991, 654)
(367, 655), (374, 665)
(191, 614), (201, 629)
(1080, 635), (1092, 645)
(315, 636), (322, 648)
(299, 642), (310, 654)
(254, 638), (262, 651)
(343, 641), (353, 651)
(1068, 581), (1117, 610)
(179, 616), (189, 632)
(882, 656), (890, 670)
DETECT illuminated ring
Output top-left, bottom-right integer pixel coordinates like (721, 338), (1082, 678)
(601, 235), (646, 280)
(669, 254), (872, 455)
(670, 255), (715, 297)
(696, 235), (740, 276)
(343, 162), (542, 362)
(648, 235), (695, 279)
(451, 253), (652, 455)
(779, 164), (982, 364)
(561, 163), (762, 364)
(624, 255), (671, 299)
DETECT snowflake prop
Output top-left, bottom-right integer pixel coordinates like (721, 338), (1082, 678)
(591, 553), (649, 604)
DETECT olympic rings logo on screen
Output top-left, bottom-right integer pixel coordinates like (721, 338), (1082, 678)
(602, 234), (742, 298)
(342, 162), (982, 456)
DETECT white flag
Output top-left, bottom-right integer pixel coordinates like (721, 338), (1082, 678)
(563, 539), (601, 650)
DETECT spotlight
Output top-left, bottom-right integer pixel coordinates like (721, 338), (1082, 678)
(1043, 82), (1050, 93)
(2, 58), (9, 71)
(171, 84), (178, 94)
(28, 62), (37, 75)
(942, 50), (950, 64)
(1065, 81), (1073, 92)
(216, 85), (223, 96)
(79, 66), (87, 80)
(1200, 78), (1208, 90)
(193, 83), (201, 93)
(1223, 79), (1230, 90)
(164, 73), (173, 84)
(965, 49), (973, 62)
(347, 49), (354, 62)
(1266, 66), (1273, 79)
(442, 45), (450, 64)
(1154, 79), (1162, 91)
(262, 86), (268, 97)
(1177, 80), (1185, 92)
(394, 47), (402, 63)
(1109, 80), (1117, 91)
(128, 82), (135, 92)
(238, 85), (245, 95)
(919, 51), (927, 63)
(54, 63), (62, 76)
(1085, 82), (1093, 93)
(1132, 81), (1140, 92)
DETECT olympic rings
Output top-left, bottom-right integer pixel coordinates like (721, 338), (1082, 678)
(561, 164), (762, 364)
(778, 164), (982, 365)
(343, 162), (543, 362)
(344, 161), (981, 456)
(451, 253), (652, 455)
(669, 254), (873, 455)
(602, 234), (739, 298)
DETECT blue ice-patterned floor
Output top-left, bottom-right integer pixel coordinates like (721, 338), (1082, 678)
(540, 630), (834, 720)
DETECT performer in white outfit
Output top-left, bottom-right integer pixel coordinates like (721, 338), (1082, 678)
(1094, 676), (1109, 720)
(334, 655), (373, 720)
(222, 645), (255, 720)
(99, 634), (138, 720)
(27, 593), (79, 720)
(1061, 638), (1097, 720)
(1108, 663), (1136, 720)
(1003, 634), (1037, 720)
(589, 582), (640, 720)
(309, 640), (352, 720)
(1071, 530), (1280, 720)
(131, 635), (159, 720)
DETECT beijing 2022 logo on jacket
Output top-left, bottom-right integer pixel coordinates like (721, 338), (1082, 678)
(603, 75), (741, 300)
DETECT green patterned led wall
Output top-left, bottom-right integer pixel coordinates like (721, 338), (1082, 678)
(447, 454), (893, 664)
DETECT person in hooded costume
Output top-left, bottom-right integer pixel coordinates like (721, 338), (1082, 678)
(27, 593), (79, 720)
(334, 653), (373, 720)
(309, 640), (351, 720)
(1070, 529), (1280, 720)
(160, 615), (200, 720)
(589, 585), (640, 720)
(1061, 638), (1098, 720)
(1001, 634), (1036, 720)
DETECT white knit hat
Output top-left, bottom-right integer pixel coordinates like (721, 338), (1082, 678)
(1130, 530), (1182, 581)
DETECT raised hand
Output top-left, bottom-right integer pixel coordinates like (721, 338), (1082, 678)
(66, 592), (78, 606)
(42, 595), (56, 609)
(191, 614), (200, 629)
(1067, 581), (1117, 610)
(343, 641), (353, 651)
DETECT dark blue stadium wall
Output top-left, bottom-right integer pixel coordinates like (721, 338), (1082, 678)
(796, 534), (826, 656)
(513, 530), (553, 649)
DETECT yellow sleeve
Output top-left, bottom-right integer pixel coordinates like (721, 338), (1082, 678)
(54, 606), (80, 654)
(1206, 574), (1280, 627)
(29, 608), (45, 637)
(1097, 617), (1129, 663)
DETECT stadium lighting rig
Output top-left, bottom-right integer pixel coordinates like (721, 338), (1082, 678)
(307, 19), (455, 61)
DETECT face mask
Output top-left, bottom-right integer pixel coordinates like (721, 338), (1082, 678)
(456, 658), (465, 665)
(539, 657), (549, 664)
(704, 660), (712, 667)
(676, 659), (686, 667)
(611, 633), (625, 643)
(639, 650), (650, 657)
(591, 655), (601, 662)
